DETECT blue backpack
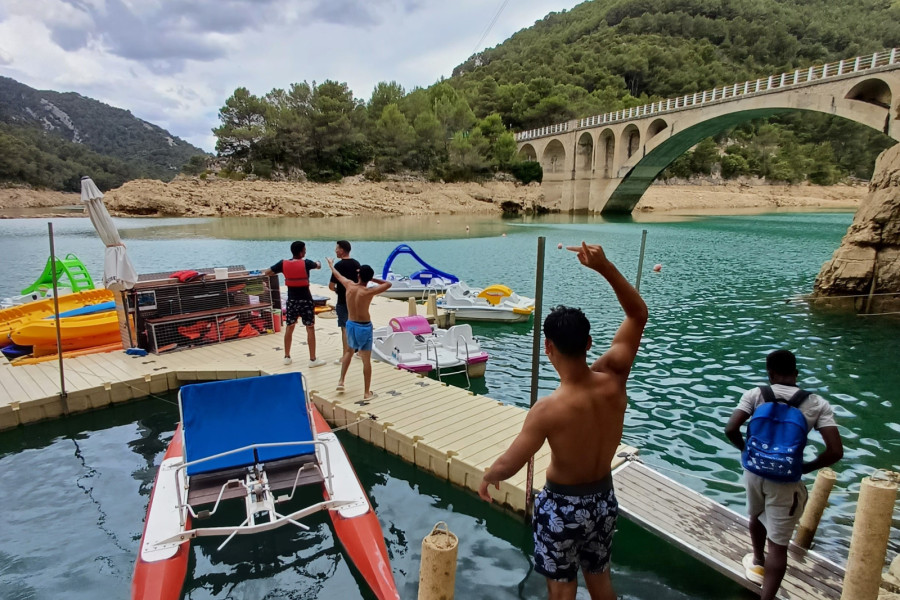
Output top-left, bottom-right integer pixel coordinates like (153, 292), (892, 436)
(741, 385), (811, 482)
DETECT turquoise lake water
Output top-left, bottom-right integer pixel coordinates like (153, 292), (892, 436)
(0, 211), (897, 599)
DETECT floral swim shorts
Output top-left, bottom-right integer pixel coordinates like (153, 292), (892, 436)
(532, 476), (618, 582)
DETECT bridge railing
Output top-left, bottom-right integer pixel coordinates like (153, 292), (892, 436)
(515, 48), (899, 142)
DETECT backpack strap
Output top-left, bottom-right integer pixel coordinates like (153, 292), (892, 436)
(758, 385), (811, 407)
(787, 389), (812, 408)
(758, 385), (777, 403)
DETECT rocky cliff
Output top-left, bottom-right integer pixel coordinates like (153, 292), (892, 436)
(813, 144), (900, 314)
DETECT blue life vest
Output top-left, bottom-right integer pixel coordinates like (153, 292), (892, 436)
(741, 385), (811, 482)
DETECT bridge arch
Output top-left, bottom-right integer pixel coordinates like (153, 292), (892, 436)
(646, 118), (668, 141)
(574, 132), (594, 212)
(596, 129), (615, 179)
(518, 143), (537, 162)
(845, 77), (892, 108)
(621, 124), (641, 162)
(542, 140), (567, 174)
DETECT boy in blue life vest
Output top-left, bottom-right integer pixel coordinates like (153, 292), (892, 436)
(725, 350), (843, 600)
(264, 241), (327, 368)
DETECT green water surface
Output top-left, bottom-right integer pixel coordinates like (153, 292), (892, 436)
(0, 211), (897, 599)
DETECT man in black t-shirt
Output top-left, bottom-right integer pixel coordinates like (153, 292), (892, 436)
(328, 240), (361, 363)
(264, 240), (326, 368)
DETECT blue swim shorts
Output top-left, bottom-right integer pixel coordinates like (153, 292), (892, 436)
(346, 320), (373, 352)
(532, 476), (618, 582)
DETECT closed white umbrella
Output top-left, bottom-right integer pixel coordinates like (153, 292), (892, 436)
(81, 175), (137, 348)
(80, 176), (137, 291)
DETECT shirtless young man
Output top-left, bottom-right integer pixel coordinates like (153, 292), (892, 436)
(479, 242), (648, 600)
(326, 257), (392, 400)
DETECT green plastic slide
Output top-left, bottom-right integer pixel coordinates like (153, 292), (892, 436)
(21, 253), (95, 296)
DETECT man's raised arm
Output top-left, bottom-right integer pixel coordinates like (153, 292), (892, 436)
(567, 242), (648, 378)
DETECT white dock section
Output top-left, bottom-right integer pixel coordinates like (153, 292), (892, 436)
(0, 285), (632, 513)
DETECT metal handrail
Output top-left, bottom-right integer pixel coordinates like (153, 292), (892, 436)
(515, 48), (899, 141)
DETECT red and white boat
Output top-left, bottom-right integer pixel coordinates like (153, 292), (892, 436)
(131, 372), (399, 600)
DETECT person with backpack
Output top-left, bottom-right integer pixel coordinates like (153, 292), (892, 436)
(724, 350), (843, 600)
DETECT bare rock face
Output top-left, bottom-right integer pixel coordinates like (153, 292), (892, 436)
(812, 145), (900, 313)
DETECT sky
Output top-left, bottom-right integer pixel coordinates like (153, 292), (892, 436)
(0, 0), (581, 152)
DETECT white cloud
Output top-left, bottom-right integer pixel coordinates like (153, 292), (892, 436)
(0, 0), (579, 151)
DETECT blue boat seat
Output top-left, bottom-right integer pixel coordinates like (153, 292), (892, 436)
(179, 372), (315, 476)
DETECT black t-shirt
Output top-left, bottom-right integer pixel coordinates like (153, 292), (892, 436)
(330, 258), (361, 305)
(270, 259), (318, 301)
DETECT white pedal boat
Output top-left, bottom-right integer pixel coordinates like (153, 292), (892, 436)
(372, 315), (489, 383)
(437, 282), (535, 323)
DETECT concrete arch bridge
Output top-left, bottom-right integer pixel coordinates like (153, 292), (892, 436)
(516, 49), (900, 214)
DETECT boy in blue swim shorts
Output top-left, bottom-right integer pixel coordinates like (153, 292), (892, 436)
(326, 259), (392, 401)
(346, 319), (373, 352)
(479, 242), (647, 600)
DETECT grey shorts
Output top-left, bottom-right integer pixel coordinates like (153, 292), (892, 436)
(745, 470), (808, 546)
(335, 303), (349, 328)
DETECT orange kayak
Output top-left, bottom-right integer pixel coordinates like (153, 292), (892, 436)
(0, 289), (114, 347)
(11, 310), (120, 350)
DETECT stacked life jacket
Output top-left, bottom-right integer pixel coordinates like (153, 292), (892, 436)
(283, 259), (309, 288)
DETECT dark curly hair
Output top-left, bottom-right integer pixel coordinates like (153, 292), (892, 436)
(543, 305), (591, 357)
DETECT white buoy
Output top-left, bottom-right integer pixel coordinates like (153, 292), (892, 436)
(653, 263), (662, 272)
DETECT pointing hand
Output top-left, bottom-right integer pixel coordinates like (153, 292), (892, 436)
(566, 241), (609, 271)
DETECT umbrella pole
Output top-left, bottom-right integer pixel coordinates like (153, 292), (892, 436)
(47, 223), (68, 412)
(525, 236), (546, 520)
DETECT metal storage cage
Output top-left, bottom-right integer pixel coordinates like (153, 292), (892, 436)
(127, 267), (281, 354)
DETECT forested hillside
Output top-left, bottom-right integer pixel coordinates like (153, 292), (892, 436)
(214, 0), (898, 185)
(0, 77), (206, 191)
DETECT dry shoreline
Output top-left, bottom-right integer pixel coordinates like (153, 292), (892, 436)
(0, 178), (867, 218)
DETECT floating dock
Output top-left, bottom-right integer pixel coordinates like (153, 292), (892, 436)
(0, 287), (846, 599)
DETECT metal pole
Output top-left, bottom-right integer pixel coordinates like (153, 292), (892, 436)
(48, 223), (68, 410)
(525, 236), (546, 519)
(635, 229), (648, 292)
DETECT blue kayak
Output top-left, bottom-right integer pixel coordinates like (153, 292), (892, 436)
(43, 301), (115, 320)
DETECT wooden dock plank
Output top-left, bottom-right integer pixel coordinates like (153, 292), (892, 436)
(614, 460), (843, 600)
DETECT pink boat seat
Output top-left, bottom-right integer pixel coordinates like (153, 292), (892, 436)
(389, 315), (432, 335)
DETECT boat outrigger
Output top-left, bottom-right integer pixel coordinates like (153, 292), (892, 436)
(378, 244), (460, 299)
(437, 282), (535, 323)
(132, 372), (399, 600)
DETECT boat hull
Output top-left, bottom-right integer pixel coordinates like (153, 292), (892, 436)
(132, 425), (191, 600)
(10, 311), (120, 348)
(131, 411), (399, 600)
(380, 285), (452, 300)
(312, 408), (400, 600)
(446, 308), (533, 323)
